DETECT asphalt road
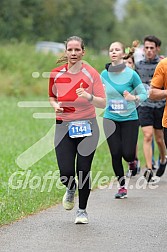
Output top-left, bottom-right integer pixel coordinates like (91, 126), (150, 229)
(0, 169), (167, 252)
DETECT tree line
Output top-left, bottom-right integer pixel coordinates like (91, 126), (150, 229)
(0, 0), (167, 52)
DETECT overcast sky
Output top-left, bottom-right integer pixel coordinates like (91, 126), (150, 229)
(114, 0), (128, 20)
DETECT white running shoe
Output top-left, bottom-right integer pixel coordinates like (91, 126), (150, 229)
(62, 188), (75, 210)
(75, 209), (88, 224)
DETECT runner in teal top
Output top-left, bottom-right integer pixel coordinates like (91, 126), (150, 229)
(101, 64), (147, 121)
(101, 41), (147, 199)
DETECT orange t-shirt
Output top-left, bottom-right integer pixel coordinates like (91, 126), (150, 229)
(151, 58), (167, 127)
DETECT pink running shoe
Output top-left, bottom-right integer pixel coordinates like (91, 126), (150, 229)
(115, 187), (127, 199)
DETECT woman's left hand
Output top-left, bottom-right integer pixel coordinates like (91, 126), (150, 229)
(76, 82), (91, 100)
(123, 90), (135, 101)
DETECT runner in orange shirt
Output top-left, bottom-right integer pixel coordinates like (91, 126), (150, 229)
(150, 57), (167, 177)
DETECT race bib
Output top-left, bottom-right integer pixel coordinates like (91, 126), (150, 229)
(108, 99), (127, 113)
(68, 120), (92, 138)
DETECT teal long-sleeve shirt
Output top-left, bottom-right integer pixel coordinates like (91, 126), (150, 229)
(101, 66), (147, 122)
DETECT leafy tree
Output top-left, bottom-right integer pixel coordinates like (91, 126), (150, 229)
(33, 0), (117, 49)
(0, 0), (23, 40)
(116, 0), (167, 54)
(0, 0), (117, 50)
(1, 0), (167, 53)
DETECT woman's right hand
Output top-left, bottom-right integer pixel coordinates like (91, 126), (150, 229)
(54, 102), (64, 113)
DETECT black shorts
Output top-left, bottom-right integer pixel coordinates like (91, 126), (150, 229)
(138, 106), (164, 129)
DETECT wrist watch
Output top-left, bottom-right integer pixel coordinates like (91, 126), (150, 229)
(135, 95), (139, 102)
(88, 94), (94, 102)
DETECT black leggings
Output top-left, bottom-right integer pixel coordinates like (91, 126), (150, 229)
(103, 118), (139, 187)
(55, 118), (99, 209)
